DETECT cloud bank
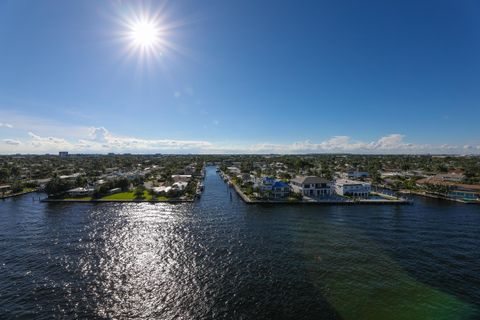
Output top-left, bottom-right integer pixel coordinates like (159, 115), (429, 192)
(1, 127), (479, 154)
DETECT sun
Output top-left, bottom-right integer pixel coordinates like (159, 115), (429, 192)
(116, 6), (182, 67)
(121, 13), (165, 60)
(129, 19), (161, 49)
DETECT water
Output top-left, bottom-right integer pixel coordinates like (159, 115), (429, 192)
(1, 166), (479, 319)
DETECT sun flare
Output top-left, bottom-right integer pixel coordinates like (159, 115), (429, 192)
(117, 7), (181, 66)
(129, 19), (161, 49)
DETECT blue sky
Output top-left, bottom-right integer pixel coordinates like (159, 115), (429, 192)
(0, 0), (479, 154)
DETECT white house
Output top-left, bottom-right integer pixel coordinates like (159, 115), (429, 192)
(171, 175), (192, 183)
(290, 176), (332, 197)
(172, 181), (188, 191)
(67, 187), (94, 197)
(335, 179), (371, 197)
(153, 186), (172, 194)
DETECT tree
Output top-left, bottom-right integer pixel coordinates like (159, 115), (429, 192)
(116, 178), (130, 191)
(134, 187), (145, 199)
(45, 177), (72, 196)
(0, 168), (9, 182)
(10, 166), (20, 179)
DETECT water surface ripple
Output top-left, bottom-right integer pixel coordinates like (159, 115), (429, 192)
(1, 167), (479, 319)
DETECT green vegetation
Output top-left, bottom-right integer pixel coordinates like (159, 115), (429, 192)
(1, 153), (478, 201)
(101, 191), (150, 200)
(100, 191), (169, 201)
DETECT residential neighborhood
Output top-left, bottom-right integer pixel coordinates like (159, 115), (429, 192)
(0, 153), (479, 203)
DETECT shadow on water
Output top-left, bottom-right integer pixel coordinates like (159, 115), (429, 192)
(292, 213), (477, 320)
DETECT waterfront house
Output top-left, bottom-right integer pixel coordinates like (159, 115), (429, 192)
(153, 186), (172, 194)
(172, 181), (188, 191)
(67, 187), (94, 197)
(290, 176), (332, 197)
(255, 177), (291, 199)
(271, 181), (290, 199)
(447, 185), (480, 201)
(334, 179), (371, 197)
(258, 177), (276, 192)
(433, 172), (465, 182)
(416, 178), (480, 202)
(0, 185), (11, 196)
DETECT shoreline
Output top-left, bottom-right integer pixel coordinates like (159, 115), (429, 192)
(1, 189), (39, 200)
(40, 198), (194, 203)
(226, 173), (412, 205)
(398, 189), (480, 204)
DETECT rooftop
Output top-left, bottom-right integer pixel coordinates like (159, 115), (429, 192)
(291, 176), (330, 185)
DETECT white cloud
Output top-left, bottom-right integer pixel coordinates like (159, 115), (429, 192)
(88, 126), (109, 143)
(0, 123), (13, 128)
(0, 127), (213, 154)
(0, 125), (478, 154)
(242, 134), (478, 154)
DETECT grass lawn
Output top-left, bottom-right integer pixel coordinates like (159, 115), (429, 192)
(101, 191), (149, 200)
(100, 191), (172, 201)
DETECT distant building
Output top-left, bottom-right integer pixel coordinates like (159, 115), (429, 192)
(433, 172), (465, 182)
(345, 171), (369, 179)
(171, 175), (192, 183)
(59, 173), (81, 180)
(290, 176), (332, 197)
(227, 166), (241, 175)
(59, 151), (68, 157)
(335, 179), (371, 197)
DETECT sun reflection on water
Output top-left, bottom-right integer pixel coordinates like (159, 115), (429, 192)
(79, 203), (202, 318)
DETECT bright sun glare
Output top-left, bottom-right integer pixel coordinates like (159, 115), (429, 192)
(119, 8), (178, 65)
(130, 20), (160, 49)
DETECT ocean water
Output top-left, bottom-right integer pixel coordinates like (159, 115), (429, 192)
(1, 166), (479, 319)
